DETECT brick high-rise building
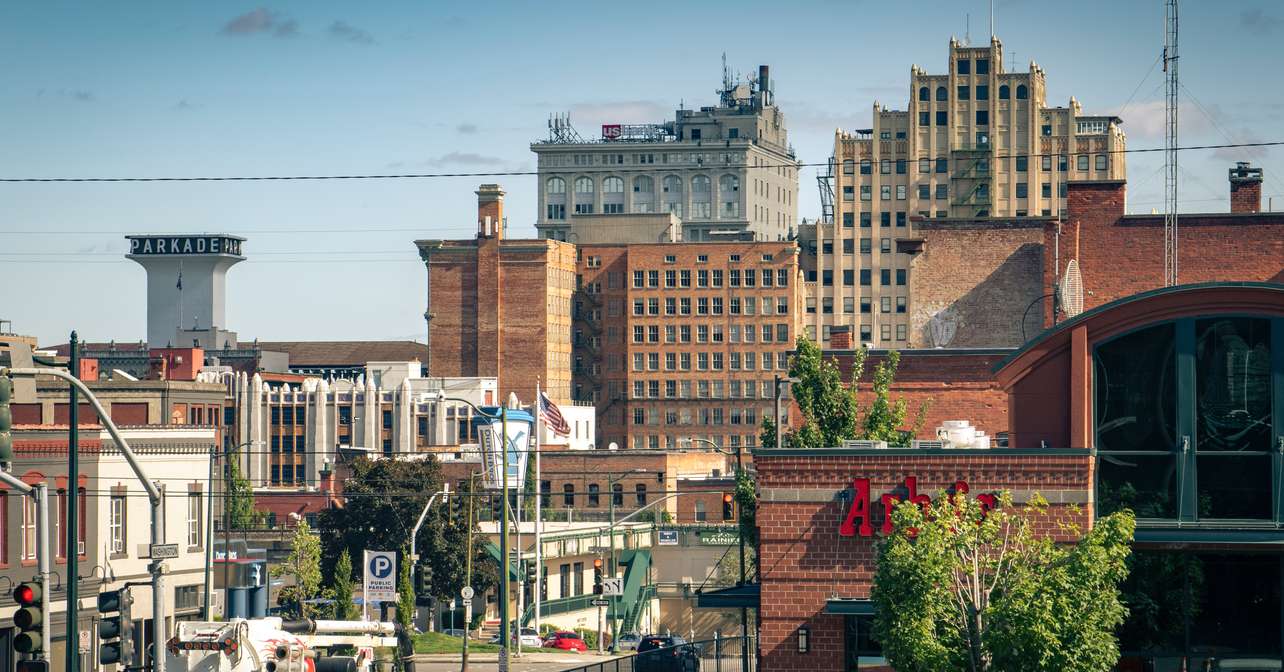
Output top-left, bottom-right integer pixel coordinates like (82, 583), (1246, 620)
(571, 241), (803, 450)
(803, 36), (1126, 347)
(416, 185), (577, 402)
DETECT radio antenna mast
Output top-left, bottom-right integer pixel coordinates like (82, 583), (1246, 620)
(1163, 0), (1180, 286)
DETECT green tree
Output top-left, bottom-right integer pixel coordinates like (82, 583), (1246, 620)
(317, 458), (497, 610)
(273, 518), (323, 618)
(328, 549), (358, 621)
(225, 447), (265, 529)
(871, 491), (1135, 672)
(396, 549), (415, 631)
(760, 338), (927, 449)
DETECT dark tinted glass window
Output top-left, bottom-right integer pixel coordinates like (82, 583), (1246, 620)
(1196, 317), (1272, 452)
(1095, 323), (1176, 453)
(1098, 453), (1178, 519)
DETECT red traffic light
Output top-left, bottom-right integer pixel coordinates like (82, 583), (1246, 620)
(723, 494), (734, 504)
(14, 583), (40, 606)
(592, 558), (603, 569)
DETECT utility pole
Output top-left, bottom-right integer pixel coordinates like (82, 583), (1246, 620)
(498, 407), (510, 672)
(1163, 0), (1180, 286)
(66, 332), (79, 672)
(462, 473), (476, 672)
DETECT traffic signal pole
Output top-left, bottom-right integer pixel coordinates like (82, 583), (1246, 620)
(2, 365), (168, 672)
(0, 471), (49, 662)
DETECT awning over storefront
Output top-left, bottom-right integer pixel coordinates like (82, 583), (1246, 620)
(695, 583), (759, 609)
(824, 598), (875, 615)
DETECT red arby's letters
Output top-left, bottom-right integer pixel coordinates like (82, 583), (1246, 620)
(838, 476), (998, 537)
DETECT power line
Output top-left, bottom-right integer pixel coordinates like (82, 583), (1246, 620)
(2, 141), (1281, 183)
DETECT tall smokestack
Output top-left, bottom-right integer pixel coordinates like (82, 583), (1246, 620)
(758, 65), (770, 106)
(476, 184), (505, 239)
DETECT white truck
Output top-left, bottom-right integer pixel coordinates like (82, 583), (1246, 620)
(165, 618), (402, 672)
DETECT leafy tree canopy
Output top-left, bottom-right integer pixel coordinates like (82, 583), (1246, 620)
(872, 491), (1135, 672)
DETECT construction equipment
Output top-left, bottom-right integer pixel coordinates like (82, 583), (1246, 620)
(165, 618), (400, 672)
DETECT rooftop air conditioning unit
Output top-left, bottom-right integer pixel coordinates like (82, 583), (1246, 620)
(911, 440), (947, 450)
(841, 440), (888, 450)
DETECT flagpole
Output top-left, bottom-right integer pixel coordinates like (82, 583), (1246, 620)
(533, 381), (543, 640)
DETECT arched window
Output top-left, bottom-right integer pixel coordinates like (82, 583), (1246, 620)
(635, 483), (647, 506)
(546, 177), (566, 194)
(999, 85), (1010, 100)
(691, 175), (711, 193)
(690, 175), (712, 218)
(573, 176), (595, 214)
(587, 483), (600, 507)
(1016, 84), (1028, 100)
(918, 86), (929, 102)
(563, 483), (574, 507)
(633, 176), (654, 193)
(612, 483), (624, 507)
(719, 174), (739, 194)
(935, 86), (947, 101)
(574, 177), (594, 194)
(603, 176), (624, 193)
(663, 175), (682, 194)
(719, 174), (740, 218)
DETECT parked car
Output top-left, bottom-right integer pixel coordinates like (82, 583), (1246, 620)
(543, 631), (589, 652)
(488, 627), (542, 648)
(635, 635), (700, 672)
(616, 632), (641, 651)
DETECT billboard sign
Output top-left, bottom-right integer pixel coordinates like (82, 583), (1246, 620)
(602, 124), (622, 140)
(473, 408), (534, 491)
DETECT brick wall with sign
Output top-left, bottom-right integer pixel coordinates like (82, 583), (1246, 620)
(753, 449), (1093, 671)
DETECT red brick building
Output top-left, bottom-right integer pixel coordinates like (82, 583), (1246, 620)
(416, 184), (576, 402)
(906, 162), (1283, 348)
(748, 283), (1284, 670)
(573, 241), (804, 450)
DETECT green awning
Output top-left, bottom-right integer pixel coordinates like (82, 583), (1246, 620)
(695, 583), (759, 609)
(825, 599), (875, 615)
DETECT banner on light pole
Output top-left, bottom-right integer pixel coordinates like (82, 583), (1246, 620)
(472, 408), (534, 491)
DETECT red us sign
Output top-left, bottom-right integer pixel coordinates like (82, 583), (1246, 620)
(838, 476), (998, 537)
(602, 124), (622, 139)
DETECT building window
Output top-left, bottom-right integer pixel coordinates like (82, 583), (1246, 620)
(860, 238), (872, 254)
(693, 500), (707, 522)
(1078, 155), (1089, 171)
(860, 270), (871, 286)
(187, 492), (202, 547)
(918, 184), (929, 199)
(20, 495), (36, 561)
(843, 212), (854, 228)
(975, 110), (989, 126)
(935, 158), (947, 173)
(1096, 154), (1108, 171)
(896, 296), (906, 313)
(935, 86), (947, 101)
(859, 159), (871, 175)
(635, 484), (647, 506)
(918, 86), (929, 101)
(110, 495), (126, 554)
(842, 186), (854, 202)
(860, 185), (871, 201)
(880, 186), (891, 201)
(1042, 155), (1052, 171)
(880, 238), (892, 254)
(957, 85), (970, 101)
(1016, 155), (1028, 172)
(843, 159), (855, 174)
(880, 212), (891, 227)
(563, 484), (575, 507)
(896, 324), (907, 341)
(919, 111), (929, 126)
(976, 85), (988, 100)
(880, 269), (891, 286)
(999, 84), (1010, 100)
(860, 212), (871, 228)
(1059, 155), (1069, 171)
(1016, 183), (1028, 198)
(936, 111), (947, 126)
(587, 484), (600, 507)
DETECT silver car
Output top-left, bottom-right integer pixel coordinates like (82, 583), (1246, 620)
(616, 632), (641, 651)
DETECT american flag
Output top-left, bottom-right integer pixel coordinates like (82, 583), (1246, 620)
(539, 391), (571, 436)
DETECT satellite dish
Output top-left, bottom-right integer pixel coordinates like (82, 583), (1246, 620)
(1059, 259), (1084, 318)
(608, 442), (619, 451)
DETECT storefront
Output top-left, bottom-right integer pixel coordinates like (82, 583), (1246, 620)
(753, 283), (1284, 671)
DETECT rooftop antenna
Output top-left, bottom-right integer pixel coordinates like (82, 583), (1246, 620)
(990, 0), (995, 39)
(965, 14), (970, 46)
(722, 52), (732, 91)
(1163, 0), (1180, 286)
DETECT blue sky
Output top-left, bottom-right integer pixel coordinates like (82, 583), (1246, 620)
(3, 0), (1281, 347)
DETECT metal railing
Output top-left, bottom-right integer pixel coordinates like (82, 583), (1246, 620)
(561, 635), (756, 672)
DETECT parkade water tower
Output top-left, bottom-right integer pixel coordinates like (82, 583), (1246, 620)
(126, 234), (246, 348)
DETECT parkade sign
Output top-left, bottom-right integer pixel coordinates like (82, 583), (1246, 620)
(838, 476), (997, 538)
(128, 235), (243, 256)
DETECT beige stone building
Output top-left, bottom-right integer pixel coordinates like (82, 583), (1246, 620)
(803, 36), (1126, 347)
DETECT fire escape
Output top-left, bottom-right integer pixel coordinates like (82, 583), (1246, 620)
(950, 142), (992, 218)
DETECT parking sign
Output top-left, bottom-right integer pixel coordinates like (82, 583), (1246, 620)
(364, 550), (397, 603)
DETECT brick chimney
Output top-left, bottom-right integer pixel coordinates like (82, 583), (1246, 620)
(1230, 162), (1263, 214)
(477, 184), (506, 239)
(830, 325), (853, 349)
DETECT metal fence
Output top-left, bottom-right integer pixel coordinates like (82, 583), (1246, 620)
(562, 635), (756, 672)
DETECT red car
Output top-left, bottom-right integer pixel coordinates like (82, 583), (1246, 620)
(543, 631), (588, 652)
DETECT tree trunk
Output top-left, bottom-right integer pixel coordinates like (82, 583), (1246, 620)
(967, 603), (985, 672)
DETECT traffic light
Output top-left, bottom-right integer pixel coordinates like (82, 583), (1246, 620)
(723, 493), (735, 521)
(592, 558), (603, 595)
(0, 373), (13, 463)
(414, 563), (433, 594)
(524, 561), (537, 585)
(13, 582), (42, 654)
(98, 588), (134, 666)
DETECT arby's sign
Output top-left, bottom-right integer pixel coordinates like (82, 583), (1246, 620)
(839, 476), (998, 537)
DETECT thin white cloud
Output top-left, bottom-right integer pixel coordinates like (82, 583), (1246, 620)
(328, 20), (375, 45)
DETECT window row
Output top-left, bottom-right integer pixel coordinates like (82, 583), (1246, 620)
(915, 81), (1025, 102)
(839, 211), (911, 228)
(631, 434), (759, 450)
(840, 154), (1108, 178)
(634, 406), (768, 428)
(807, 268), (908, 287)
(631, 323), (792, 345)
(631, 349), (791, 373)
(631, 377), (784, 400)
(631, 295), (791, 317)
(631, 267), (790, 289)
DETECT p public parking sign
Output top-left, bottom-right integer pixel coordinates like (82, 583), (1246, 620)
(363, 550), (397, 602)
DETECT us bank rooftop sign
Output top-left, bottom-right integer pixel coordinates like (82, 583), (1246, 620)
(126, 235), (245, 257)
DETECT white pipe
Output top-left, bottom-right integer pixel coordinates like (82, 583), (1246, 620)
(3, 366), (167, 672)
(311, 620), (396, 635)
